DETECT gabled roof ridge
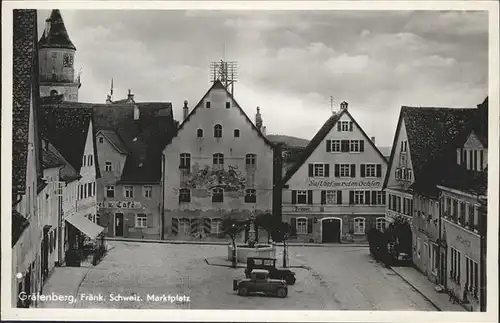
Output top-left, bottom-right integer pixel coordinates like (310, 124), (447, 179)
(165, 80), (274, 149)
(96, 129), (129, 155)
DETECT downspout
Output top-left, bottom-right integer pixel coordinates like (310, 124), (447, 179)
(160, 154), (165, 240)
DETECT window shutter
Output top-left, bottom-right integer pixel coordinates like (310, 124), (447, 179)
(326, 140), (331, 152)
(382, 191), (386, 205)
(324, 164), (330, 177)
(307, 218), (313, 233)
(360, 140), (364, 152)
(337, 191), (342, 204)
(349, 191), (354, 205)
(480, 150), (484, 170)
(360, 164), (366, 177)
(291, 218), (297, 232)
(308, 164), (314, 177)
(351, 164), (356, 178)
(191, 218), (199, 235)
(321, 190), (326, 204)
(372, 191), (377, 205)
(334, 164), (340, 177)
(365, 191), (371, 205)
(203, 218), (211, 234)
(349, 121), (353, 131)
(292, 190), (297, 204)
(307, 190), (313, 204)
(337, 122), (341, 131)
(171, 218), (179, 235)
(376, 164), (382, 178)
(147, 214), (154, 228)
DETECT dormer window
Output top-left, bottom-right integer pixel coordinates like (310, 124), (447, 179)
(99, 137), (104, 144)
(206, 101), (211, 109)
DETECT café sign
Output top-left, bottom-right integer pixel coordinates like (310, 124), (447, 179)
(98, 201), (142, 209)
(308, 179), (382, 189)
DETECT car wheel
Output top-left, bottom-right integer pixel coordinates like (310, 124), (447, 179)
(238, 287), (249, 296)
(286, 276), (296, 285)
(276, 288), (287, 298)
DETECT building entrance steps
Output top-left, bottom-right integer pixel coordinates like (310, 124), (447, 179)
(390, 266), (467, 311)
(37, 266), (91, 308)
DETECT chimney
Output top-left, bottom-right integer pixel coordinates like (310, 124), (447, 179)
(255, 106), (263, 130)
(183, 100), (189, 120)
(44, 18), (51, 37)
(371, 136), (375, 144)
(262, 126), (267, 136)
(340, 101), (348, 110)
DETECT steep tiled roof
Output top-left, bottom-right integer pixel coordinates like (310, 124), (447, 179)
(12, 210), (30, 247)
(167, 81), (274, 149)
(282, 108), (387, 184)
(44, 101), (176, 183)
(42, 147), (64, 169)
(383, 106), (477, 196)
(39, 106), (100, 179)
(439, 164), (487, 196)
(42, 138), (81, 182)
(98, 130), (129, 155)
(12, 9), (39, 196)
(267, 134), (310, 148)
(38, 10), (76, 50)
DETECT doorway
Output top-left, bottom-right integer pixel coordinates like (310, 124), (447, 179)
(322, 218), (341, 243)
(42, 226), (50, 282)
(115, 213), (124, 237)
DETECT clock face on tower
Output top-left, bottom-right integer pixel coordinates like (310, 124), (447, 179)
(63, 53), (74, 68)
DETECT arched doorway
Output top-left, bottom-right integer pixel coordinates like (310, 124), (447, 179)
(321, 217), (342, 243)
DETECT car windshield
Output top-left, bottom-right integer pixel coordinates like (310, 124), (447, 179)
(263, 260), (274, 266)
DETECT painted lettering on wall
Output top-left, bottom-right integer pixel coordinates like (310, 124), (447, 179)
(308, 179), (381, 189)
(98, 201), (142, 209)
(456, 235), (471, 248)
(293, 206), (312, 212)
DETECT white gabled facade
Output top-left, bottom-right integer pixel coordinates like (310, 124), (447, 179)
(282, 103), (388, 243)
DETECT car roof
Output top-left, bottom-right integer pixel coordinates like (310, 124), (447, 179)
(251, 269), (270, 274)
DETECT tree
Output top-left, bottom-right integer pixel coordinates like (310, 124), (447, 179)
(386, 216), (412, 259)
(222, 217), (245, 268)
(271, 221), (292, 268)
(254, 213), (274, 244)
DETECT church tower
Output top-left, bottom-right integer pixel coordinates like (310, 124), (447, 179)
(39, 10), (81, 102)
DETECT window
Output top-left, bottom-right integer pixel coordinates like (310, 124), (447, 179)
(143, 185), (152, 199)
(124, 186), (134, 198)
(197, 129), (203, 138)
(376, 218), (386, 231)
(452, 199), (458, 221)
(401, 141), (408, 152)
(212, 188), (223, 203)
(340, 140), (350, 152)
(339, 164), (351, 177)
(465, 257), (479, 298)
(63, 53), (73, 67)
(375, 191), (385, 205)
(354, 191), (365, 204)
(214, 124), (222, 138)
(88, 155), (93, 166)
(99, 137), (104, 144)
(468, 203), (476, 229)
(354, 218), (365, 234)
(350, 140), (360, 152)
(179, 188), (191, 203)
(96, 214), (100, 225)
(179, 218), (191, 235)
(416, 237), (421, 258)
(364, 164), (377, 177)
(226, 102), (231, 109)
(313, 163), (325, 177)
(330, 140), (340, 152)
(82, 155), (86, 167)
(296, 218), (307, 234)
(92, 182), (96, 196)
(136, 214), (147, 228)
(407, 169), (413, 181)
(213, 153), (224, 167)
(105, 185), (115, 198)
(431, 243), (438, 274)
(297, 190), (307, 204)
(459, 201), (466, 224)
(450, 247), (461, 282)
(211, 218), (222, 234)
(246, 154), (256, 167)
(234, 129), (240, 137)
(245, 189), (256, 203)
(205, 101), (211, 109)
(325, 190), (337, 204)
(105, 161), (112, 172)
(180, 153), (191, 169)
(339, 121), (350, 131)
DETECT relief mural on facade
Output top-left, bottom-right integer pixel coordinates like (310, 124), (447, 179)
(183, 163), (247, 192)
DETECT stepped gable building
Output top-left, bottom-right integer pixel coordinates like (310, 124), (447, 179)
(41, 94), (177, 240)
(281, 101), (388, 243)
(436, 97), (488, 312)
(162, 80), (276, 241)
(382, 103), (479, 290)
(38, 105), (103, 254)
(12, 9), (45, 308)
(39, 9), (81, 102)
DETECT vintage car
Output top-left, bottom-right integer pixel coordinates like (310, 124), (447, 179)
(245, 257), (296, 285)
(233, 269), (288, 298)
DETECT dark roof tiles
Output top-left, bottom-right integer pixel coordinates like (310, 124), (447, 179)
(12, 210), (30, 247)
(38, 10), (76, 50)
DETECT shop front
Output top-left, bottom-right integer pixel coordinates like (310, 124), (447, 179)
(64, 213), (104, 266)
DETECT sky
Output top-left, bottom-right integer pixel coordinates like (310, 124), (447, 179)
(37, 9), (488, 147)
